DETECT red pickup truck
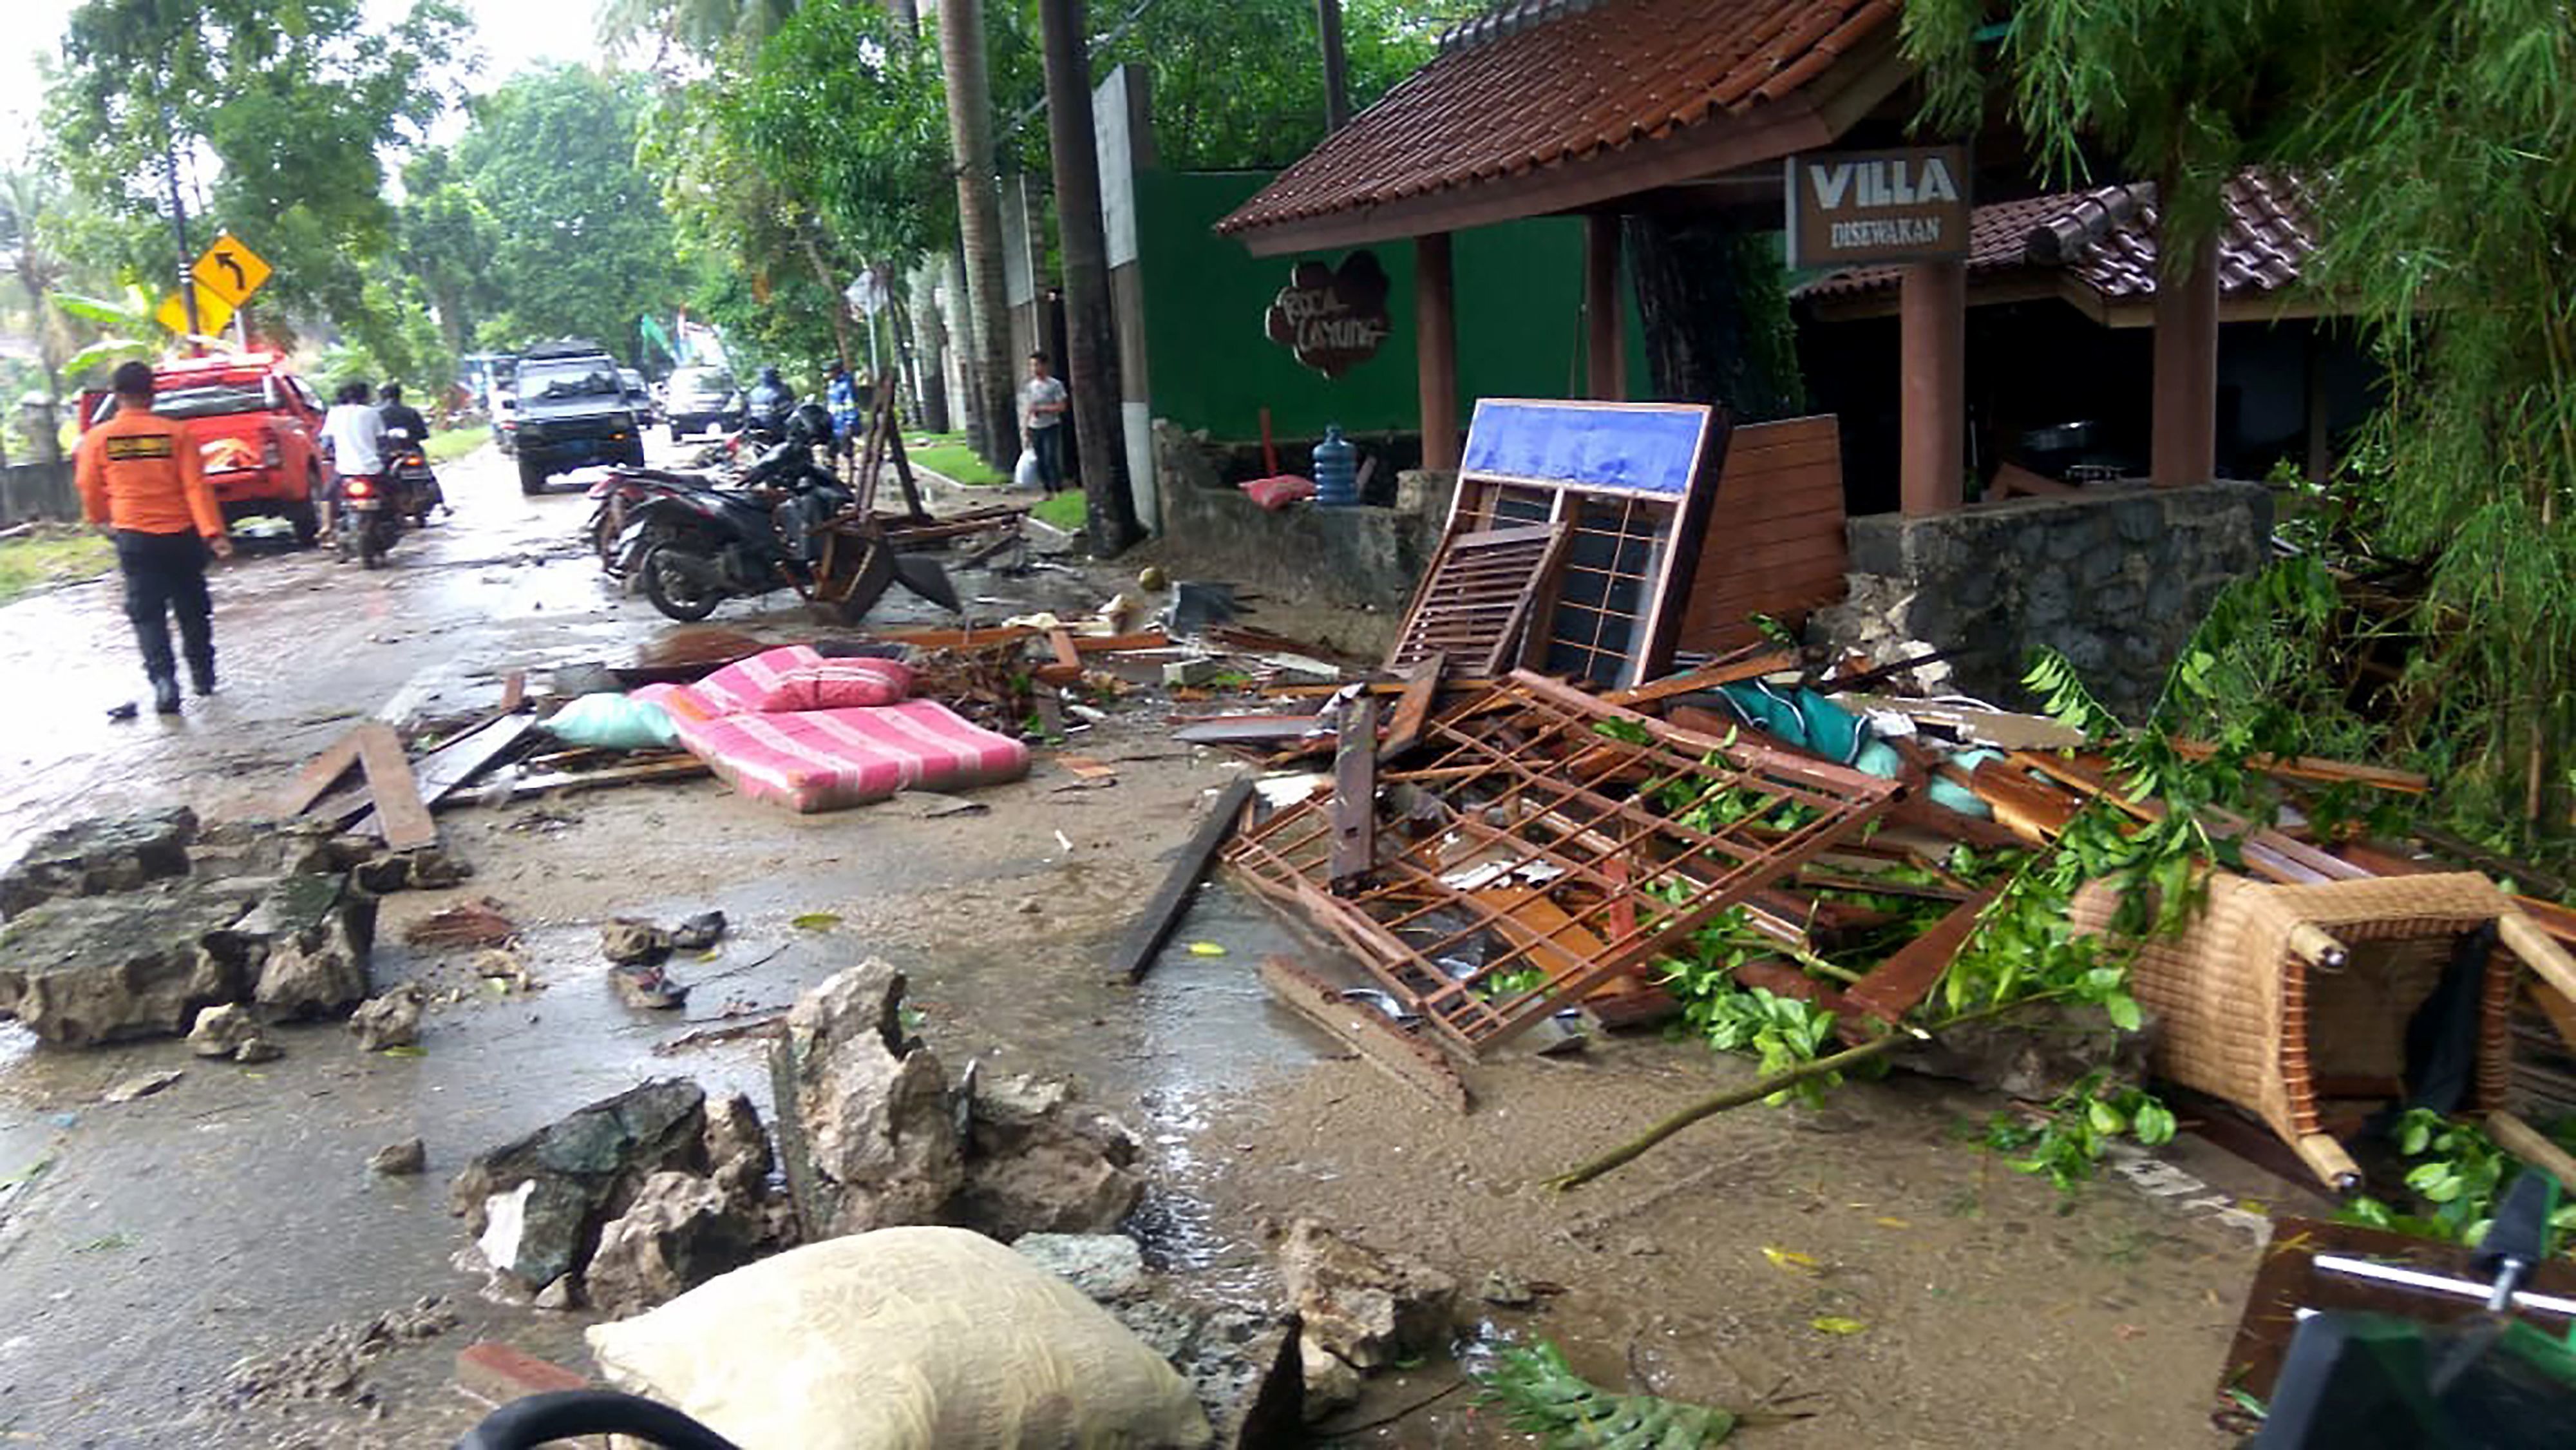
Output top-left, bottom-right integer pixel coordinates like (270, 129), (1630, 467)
(79, 352), (330, 545)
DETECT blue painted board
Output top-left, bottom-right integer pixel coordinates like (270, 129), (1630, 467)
(1459, 399), (1711, 497)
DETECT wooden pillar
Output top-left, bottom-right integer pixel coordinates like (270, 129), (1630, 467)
(1899, 258), (1965, 515)
(2303, 323), (2331, 484)
(1416, 231), (1460, 471)
(1584, 213), (1626, 401)
(2152, 234), (2221, 488)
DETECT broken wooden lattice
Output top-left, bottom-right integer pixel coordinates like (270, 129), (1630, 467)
(1226, 671), (1900, 1057)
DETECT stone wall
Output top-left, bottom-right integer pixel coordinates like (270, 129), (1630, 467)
(1819, 481), (2274, 719)
(1, 461), (76, 523)
(1151, 421), (1454, 629)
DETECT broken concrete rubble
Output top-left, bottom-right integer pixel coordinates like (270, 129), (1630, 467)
(242, 873), (377, 1020)
(768, 960), (962, 1237)
(1014, 1232), (1148, 1302)
(960, 1072), (1146, 1239)
(0, 878), (274, 1047)
(0, 806), (197, 918)
(582, 1169), (762, 1317)
(449, 1077), (710, 1293)
(188, 1003), (262, 1058)
(370, 1138), (428, 1176)
(600, 918), (673, 966)
(1276, 1218), (1457, 1371)
(348, 985), (424, 1051)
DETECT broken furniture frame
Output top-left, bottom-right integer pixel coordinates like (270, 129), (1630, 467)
(1226, 669), (1900, 1057)
(1439, 399), (1725, 690)
(1383, 522), (1569, 677)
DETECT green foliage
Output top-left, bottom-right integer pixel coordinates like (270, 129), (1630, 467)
(1031, 490), (1088, 531)
(729, 0), (951, 262)
(2342, 1110), (2576, 1253)
(1475, 1340), (1737, 1447)
(1984, 1071), (2177, 1193)
(1908, 0), (2576, 860)
(0, 528), (115, 607)
(48, 0), (472, 335)
(454, 66), (688, 360)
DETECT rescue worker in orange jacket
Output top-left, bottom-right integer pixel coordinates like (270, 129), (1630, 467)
(76, 359), (235, 714)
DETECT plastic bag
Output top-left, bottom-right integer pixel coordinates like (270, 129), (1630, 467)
(542, 692), (679, 750)
(1014, 448), (1042, 490)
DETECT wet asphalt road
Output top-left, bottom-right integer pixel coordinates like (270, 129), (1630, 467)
(0, 437), (1326, 1446)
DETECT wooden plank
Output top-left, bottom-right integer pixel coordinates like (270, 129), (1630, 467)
(2528, 982), (2576, 1052)
(352, 713), (540, 837)
(1111, 776), (1257, 982)
(1259, 957), (1469, 1112)
(1605, 650), (1798, 707)
(1070, 631), (1173, 654)
(1841, 887), (2000, 1027)
(1048, 628), (1083, 673)
(2167, 740), (2429, 794)
(875, 625), (1040, 651)
(1329, 697), (1379, 893)
(506, 756), (709, 799)
(352, 723), (437, 851)
(273, 728), (366, 818)
(1379, 654), (1444, 762)
(497, 670), (527, 715)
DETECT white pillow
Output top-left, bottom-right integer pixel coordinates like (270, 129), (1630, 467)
(586, 1226), (1212, 1449)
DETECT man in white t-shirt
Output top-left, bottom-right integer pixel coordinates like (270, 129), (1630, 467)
(319, 380), (388, 541)
(1018, 351), (1069, 496)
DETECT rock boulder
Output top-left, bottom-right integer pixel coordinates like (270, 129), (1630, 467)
(0, 807), (197, 919)
(450, 1078), (711, 1293)
(958, 1073), (1145, 1241)
(0, 877), (269, 1045)
(582, 1170), (761, 1317)
(768, 961), (961, 1238)
(242, 873), (377, 1020)
(1276, 1219), (1457, 1371)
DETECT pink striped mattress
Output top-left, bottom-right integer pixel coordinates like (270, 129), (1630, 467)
(634, 665), (1029, 813)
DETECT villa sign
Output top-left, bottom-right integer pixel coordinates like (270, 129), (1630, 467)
(1265, 250), (1394, 378)
(1785, 145), (1972, 269)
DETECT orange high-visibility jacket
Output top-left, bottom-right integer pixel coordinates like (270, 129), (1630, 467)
(77, 407), (222, 538)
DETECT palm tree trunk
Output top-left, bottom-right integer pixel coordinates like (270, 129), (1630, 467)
(938, 0), (1018, 468)
(1039, 0), (1142, 553)
(907, 258), (951, 433)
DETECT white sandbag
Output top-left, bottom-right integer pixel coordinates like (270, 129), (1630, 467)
(586, 1226), (1213, 1450)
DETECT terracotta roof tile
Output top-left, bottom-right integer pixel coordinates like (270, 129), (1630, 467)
(1218, 0), (1898, 238)
(1798, 171), (2319, 305)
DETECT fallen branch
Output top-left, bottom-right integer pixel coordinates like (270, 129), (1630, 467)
(650, 1011), (789, 1055)
(1548, 995), (2058, 1192)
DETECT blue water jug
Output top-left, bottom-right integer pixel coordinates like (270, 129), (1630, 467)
(1312, 424), (1358, 506)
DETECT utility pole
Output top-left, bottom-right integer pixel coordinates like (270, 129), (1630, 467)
(162, 117), (202, 350)
(1039, 0), (1142, 554)
(938, 0), (1017, 468)
(1317, 0), (1351, 132)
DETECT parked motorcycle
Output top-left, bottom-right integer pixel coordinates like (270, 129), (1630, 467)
(613, 479), (844, 622)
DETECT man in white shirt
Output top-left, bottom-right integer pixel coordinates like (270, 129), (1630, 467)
(318, 381), (388, 542)
(1018, 352), (1069, 496)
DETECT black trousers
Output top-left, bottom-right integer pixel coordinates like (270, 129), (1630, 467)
(115, 529), (214, 685)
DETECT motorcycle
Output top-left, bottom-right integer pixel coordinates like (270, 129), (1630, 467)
(381, 424), (448, 526)
(612, 473), (847, 622)
(334, 470), (410, 569)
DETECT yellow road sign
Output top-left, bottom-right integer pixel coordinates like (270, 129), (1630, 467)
(190, 233), (272, 308)
(157, 287), (235, 339)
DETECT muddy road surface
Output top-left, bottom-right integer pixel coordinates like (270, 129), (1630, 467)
(0, 439), (2282, 1447)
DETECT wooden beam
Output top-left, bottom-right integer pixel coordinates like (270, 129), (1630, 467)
(272, 728), (366, 818)
(1416, 232), (1460, 471)
(1842, 887), (2000, 1028)
(1329, 696), (1378, 893)
(352, 723), (437, 852)
(1379, 653), (1444, 761)
(2152, 220), (2221, 488)
(1899, 258), (1965, 515)
(1583, 212), (1625, 401)
(1259, 957), (1469, 1112)
(1110, 776), (1256, 981)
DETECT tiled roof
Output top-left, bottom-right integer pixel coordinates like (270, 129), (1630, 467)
(1799, 171), (2318, 302)
(1217, 0), (1901, 241)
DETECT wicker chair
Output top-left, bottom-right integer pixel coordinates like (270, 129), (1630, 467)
(2070, 872), (2576, 1189)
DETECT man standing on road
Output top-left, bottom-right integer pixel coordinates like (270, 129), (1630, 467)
(1019, 351), (1068, 497)
(319, 381), (387, 543)
(76, 359), (234, 714)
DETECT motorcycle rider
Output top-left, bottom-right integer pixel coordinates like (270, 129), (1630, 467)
(377, 383), (430, 450)
(318, 380), (388, 544)
(824, 361), (860, 470)
(745, 364), (793, 432)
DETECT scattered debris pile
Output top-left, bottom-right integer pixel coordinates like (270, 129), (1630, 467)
(0, 809), (377, 1047)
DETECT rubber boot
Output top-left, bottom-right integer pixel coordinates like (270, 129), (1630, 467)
(150, 673), (182, 715)
(187, 654), (217, 697)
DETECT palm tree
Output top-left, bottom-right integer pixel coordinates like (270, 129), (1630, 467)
(938, 0), (1016, 466)
(0, 166), (75, 415)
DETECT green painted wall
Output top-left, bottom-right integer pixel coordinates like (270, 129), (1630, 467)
(1135, 170), (1633, 442)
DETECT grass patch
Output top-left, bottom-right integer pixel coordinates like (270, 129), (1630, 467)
(424, 427), (488, 464)
(1032, 491), (1088, 531)
(911, 442), (1010, 487)
(0, 526), (114, 606)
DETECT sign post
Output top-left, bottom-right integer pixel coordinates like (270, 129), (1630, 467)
(1784, 145), (1972, 271)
